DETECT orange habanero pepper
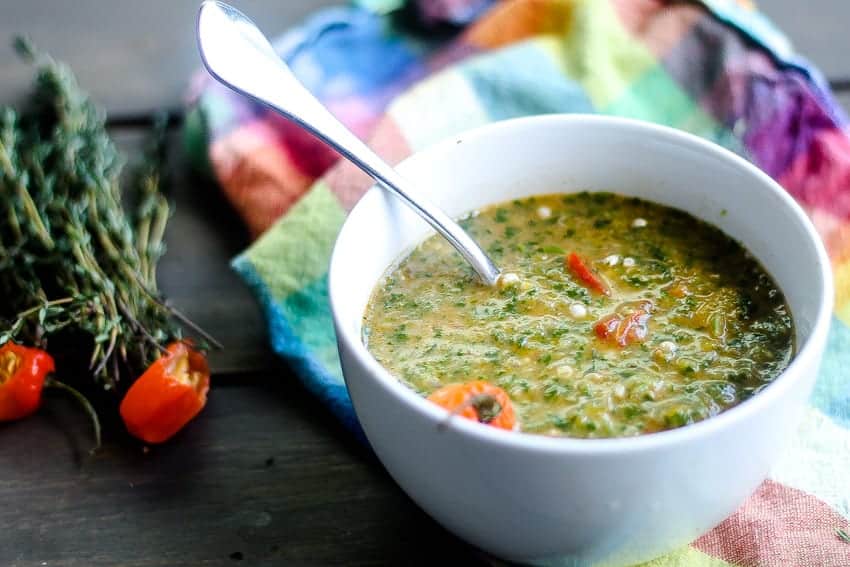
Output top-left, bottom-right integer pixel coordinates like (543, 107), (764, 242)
(120, 341), (210, 444)
(427, 381), (517, 431)
(0, 342), (55, 421)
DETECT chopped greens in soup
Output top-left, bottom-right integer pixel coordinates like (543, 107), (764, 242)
(362, 193), (794, 438)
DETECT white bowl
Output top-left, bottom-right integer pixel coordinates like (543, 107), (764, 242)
(328, 115), (832, 566)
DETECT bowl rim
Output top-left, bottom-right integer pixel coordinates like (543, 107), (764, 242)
(329, 114), (834, 455)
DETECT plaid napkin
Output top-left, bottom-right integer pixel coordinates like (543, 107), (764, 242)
(185, 1), (850, 564)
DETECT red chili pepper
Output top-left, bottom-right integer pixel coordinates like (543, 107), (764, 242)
(567, 252), (610, 296)
(594, 309), (651, 347)
(0, 342), (54, 421)
(427, 381), (517, 431)
(120, 341), (210, 444)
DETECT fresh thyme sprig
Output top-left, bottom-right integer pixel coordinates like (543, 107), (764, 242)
(0, 38), (210, 394)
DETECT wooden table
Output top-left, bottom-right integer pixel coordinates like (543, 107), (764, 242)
(1, 2), (848, 565)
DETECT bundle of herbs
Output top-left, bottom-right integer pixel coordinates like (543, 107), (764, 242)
(0, 39), (216, 447)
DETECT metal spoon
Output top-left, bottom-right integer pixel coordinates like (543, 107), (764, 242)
(196, 0), (501, 286)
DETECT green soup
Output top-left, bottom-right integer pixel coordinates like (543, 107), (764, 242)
(362, 193), (794, 438)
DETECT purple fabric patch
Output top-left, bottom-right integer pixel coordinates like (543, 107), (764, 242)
(741, 71), (838, 179)
(662, 10), (844, 181)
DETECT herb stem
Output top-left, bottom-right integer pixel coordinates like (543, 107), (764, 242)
(45, 377), (102, 452)
(14, 297), (75, 320)
(164, 301), (223, 349)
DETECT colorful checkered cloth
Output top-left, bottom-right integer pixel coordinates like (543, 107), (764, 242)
(185, 1), (850, 564)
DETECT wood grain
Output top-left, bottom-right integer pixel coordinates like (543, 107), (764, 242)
(0, 372), (489, 566)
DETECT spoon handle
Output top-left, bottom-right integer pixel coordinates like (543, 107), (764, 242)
(197, 1), (501, 286)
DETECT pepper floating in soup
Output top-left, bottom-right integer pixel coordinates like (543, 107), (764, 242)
(362, 193), (794, 438)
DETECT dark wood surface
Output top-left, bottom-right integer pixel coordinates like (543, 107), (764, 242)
(0, 1), (340, 116)
(2, 373), (487, 566)
(1, 2), (849, 566)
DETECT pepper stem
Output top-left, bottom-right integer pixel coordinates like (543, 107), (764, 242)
(469, 394), (503, 424)
(45, 377), (102, 452)
(438, 393), (503, 431)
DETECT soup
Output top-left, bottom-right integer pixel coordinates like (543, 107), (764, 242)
(362, 193), (794, 438)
